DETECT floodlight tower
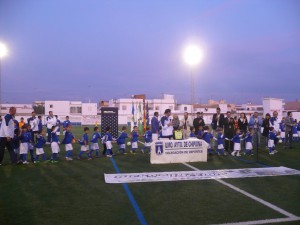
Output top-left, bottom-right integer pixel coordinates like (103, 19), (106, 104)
(0, 42), (8, 115)
(183, 45), (203, 110)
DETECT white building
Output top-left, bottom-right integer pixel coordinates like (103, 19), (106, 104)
(263, 98), (284, 119)
(0, 104), (33, 115)
(44, 101), (99, 125)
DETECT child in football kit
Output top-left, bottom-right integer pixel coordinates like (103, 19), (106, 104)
(196, 126), (204, 139)
(105, 126), (115, 157)
(279, 120), (285, 143)
(34, 130), (47, 162)
(88, 127), (101, 158)
(268, 127), (278, 155)
(131, 126), (139, 154)
(61, 124), (75, 161)
(230, 129), (243, 157)
(12, 129), (20, 159)
(27, 124), (35, 162)
(189, 126), (196, 138)
(78, 127), (90, 159)
(117, 126), (128, 154)
(244, 128), (254, 156)
(202, 126), (214, 155)
(19, 125), (30, 164)
(142, 127), (152, 154)
(292, 123), (298, 142)
(51, 126), (60, 163)
(213, 127), (226, 156)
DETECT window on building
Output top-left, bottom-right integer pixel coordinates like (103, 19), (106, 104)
(184, 106), (187, 111)
(122, 105), (127, 110)
(50, 105), (53, 108)
(155, 106), (160, 110)
(70, 107), (82, 114)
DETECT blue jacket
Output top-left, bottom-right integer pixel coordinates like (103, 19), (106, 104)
(90, 132), (101, 143)
(203, 132), (213, 144)
(62, 131), (74, 144)
(144, 131), (152, 143)
(248, 116), (262, 129)
(117, 132), (128, 145)
(132, 131), (138, 142)
(35, 135), (46, 148)
(151, 116), (159, 133)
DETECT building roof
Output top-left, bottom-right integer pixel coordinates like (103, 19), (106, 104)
(284, 101), (300, 111)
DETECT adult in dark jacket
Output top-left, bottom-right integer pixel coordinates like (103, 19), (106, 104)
(193, 112), (205, 134)
(212, 107), (225, 130)
(238, 113), (248, 134)
(223, 111), (234, 151)
(212, 107), (225, 148)
(262, 113), (271, 147)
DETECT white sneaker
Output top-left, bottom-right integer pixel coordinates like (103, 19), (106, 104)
(231, 151), (236, 156)
(23, 161), (30, 164)
(269, 152), (275, 155)
(106, 155), (112, 158)
(65, 157), (73, 161)
(273, 150), (278, 153)
(237, 153), (241, 157)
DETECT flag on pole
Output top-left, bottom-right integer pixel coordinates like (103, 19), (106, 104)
(143, 100), (146, 131)
(138, 102), (142, 118)
(146, 101), (149, 126)
(131, 101), (135, 122)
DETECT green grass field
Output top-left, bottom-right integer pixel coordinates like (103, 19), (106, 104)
(0, 126), (300, 225)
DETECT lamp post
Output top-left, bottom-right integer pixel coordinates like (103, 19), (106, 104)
(183, 45), (203, 113)
(0, 42), (8, 115)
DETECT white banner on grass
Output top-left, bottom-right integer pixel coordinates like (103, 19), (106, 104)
(104, 166), (300, 184)
(150, 138), (208, 164)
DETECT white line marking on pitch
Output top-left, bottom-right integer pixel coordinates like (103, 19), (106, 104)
(211, 217), (300, 225)
(128, 137), (299, 224)
(182, 162), (300, 224)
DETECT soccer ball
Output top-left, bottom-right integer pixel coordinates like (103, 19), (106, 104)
(127, 142), (131, 146)
(278, 139), (283, 143)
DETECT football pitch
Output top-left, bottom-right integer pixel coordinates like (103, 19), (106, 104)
(0, 126), (300, 225)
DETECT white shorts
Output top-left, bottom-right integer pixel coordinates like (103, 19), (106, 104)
(20, 143), (29, 154)
(280, 132), (285, 138)
(36, 148), (45, 155)
(298, 131), (300, 136)
(217, 144), (224, 150)
(106, 141), (112, 149)
(152, 133), (158, 141)
(268, 139), (275, 148)
(132, 141), (138, 149)
(56, 132), (60, 136)
(80, 145), (89, 152)
(119, 144), (125, 149)
(234, 143), (241, 151)
(28, 143), (34, 150)
(51, 142), (60, 153)
(293, 133), (298, 137)
(65, 144), (73, 151)
(90, 143), (99, 150)
(63, 131), (66, 135)
(245, 142), (253, 150)
(207, 143), (211, 149)
(145, 142), (151, 147)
